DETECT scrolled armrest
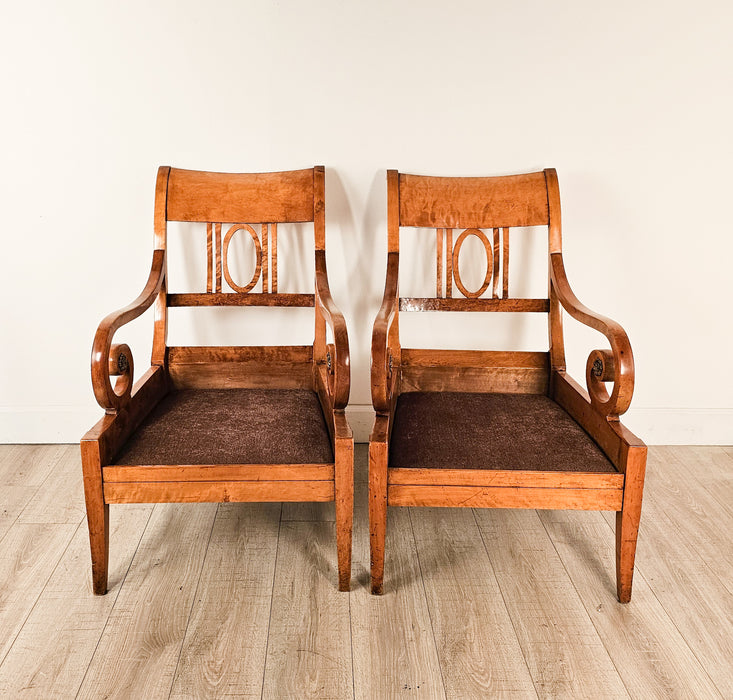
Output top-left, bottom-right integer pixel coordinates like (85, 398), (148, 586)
(91, 249), (166, 412)
(315, 250), (350, 409)
(550, 252), (634, 416)
(371, 252), (399, 413)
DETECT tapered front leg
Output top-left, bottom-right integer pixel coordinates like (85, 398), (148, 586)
(334, 432), (354, 592)
(81, 440), (109, 595)
(616, 445), (647, 603)
(369, 439), (388, 595)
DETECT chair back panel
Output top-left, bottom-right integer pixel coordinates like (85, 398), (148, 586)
(399, 171), (549, 229)
(166, 167), (315, 224)
(394, 170), (552, 312)
(160, 166), (323, 309)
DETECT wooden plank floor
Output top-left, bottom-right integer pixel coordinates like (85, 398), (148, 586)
(0, 444), (731, 699)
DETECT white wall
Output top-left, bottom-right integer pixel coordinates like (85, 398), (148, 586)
(1, 0), (731, 444)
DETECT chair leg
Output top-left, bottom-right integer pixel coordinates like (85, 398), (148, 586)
(334, 436), (353, 592)
(615, 445), (647, 603)
(80, 440), (109, 595)
(369, 440), (388, 595)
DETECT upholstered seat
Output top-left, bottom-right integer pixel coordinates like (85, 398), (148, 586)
(113, 389), (333, 466)
(389, 392), (615, 473)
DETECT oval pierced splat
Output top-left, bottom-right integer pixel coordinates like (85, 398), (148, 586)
(452, 228), (493, 298)
(222, 224), (262, 293)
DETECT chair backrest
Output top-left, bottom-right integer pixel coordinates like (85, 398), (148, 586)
(389, 169), (560, 313)
(154, 166), (325, 309)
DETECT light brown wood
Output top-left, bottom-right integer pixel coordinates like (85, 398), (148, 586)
(492, 227), (500, 298)
(262, 222), (269, 293)
(389, 485), (623, 510)
(400, 365), (549, 394)
(398, 171), (550, 228)
(334, 412), (354, 591)
(388, 468), (623, 489)
(104, 480), (335, 504)
(168, 355), (313, 389)
(371, 252), (400, 413)
(103, 464), (334, 483)
(166, 167), (315, 223)
(402, 348), (548, 368)
(368, 419), (388, 595)
(91, 249), (166, 412)
(214, 223), (222, 292)
(451, 228), (493, 298)
(400, 348), (549, 393)
(168, 344), (313, 364)
(399, 297), (550, 312)
(83, 166), (353, 595)
(370, 167), (646, 602)
(222, 224), (262, 293)
(270, 222), (278, 293)
(314, 249), (351, 409)
(550, 252), (634, 416)
(502, 227), (509, 298)
(436, 227), (443, 297)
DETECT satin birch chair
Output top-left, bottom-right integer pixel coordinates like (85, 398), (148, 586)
(81, 166), (353, 593)
(370, 168), (646, 602)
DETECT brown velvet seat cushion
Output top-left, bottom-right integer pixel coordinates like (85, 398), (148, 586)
(389, 392), (616, 472)
(113, 389), (333, 465)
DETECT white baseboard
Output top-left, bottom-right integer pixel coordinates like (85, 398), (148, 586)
(1, 405), (731, 446)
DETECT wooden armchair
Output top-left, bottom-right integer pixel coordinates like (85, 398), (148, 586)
(369, 169), (646, 602)
(81, 166), (353, 593)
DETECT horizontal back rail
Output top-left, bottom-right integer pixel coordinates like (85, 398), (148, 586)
(399, 171), (549, 229)
(400, 349), (549, 394)
(168, 293), (315, 307)
(166, 168), (315, 223)
(399, 298), (549, 312)
(167, 345), (313, 390)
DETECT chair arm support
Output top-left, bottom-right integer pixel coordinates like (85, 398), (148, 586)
(91, 249), (166, 413)
(550, 252), (634, 416)
(371, 252), (399, 413)
(314, 250), (350, 409)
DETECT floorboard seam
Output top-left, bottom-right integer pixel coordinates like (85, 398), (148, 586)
(408, 507), (448, 699)
(259, 502), (283, 700)
(75, 505), (155, 700)
(167, 503), (220, 700)
(472, 508), (540, 700)
(0, 517), (83, 673)
(538, 510), (632, 699)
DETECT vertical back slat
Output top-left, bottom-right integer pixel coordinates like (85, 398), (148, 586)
(214, 224), (223, 293)
(445, 228), (453, 298)
(206, 223), (213, 293)
(262, 224), (269, 293)
(436, 228), (444, 298)
(492, 228), (500, 298)
(502, 227), (510, 298)
(272, 223), (278, 293)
